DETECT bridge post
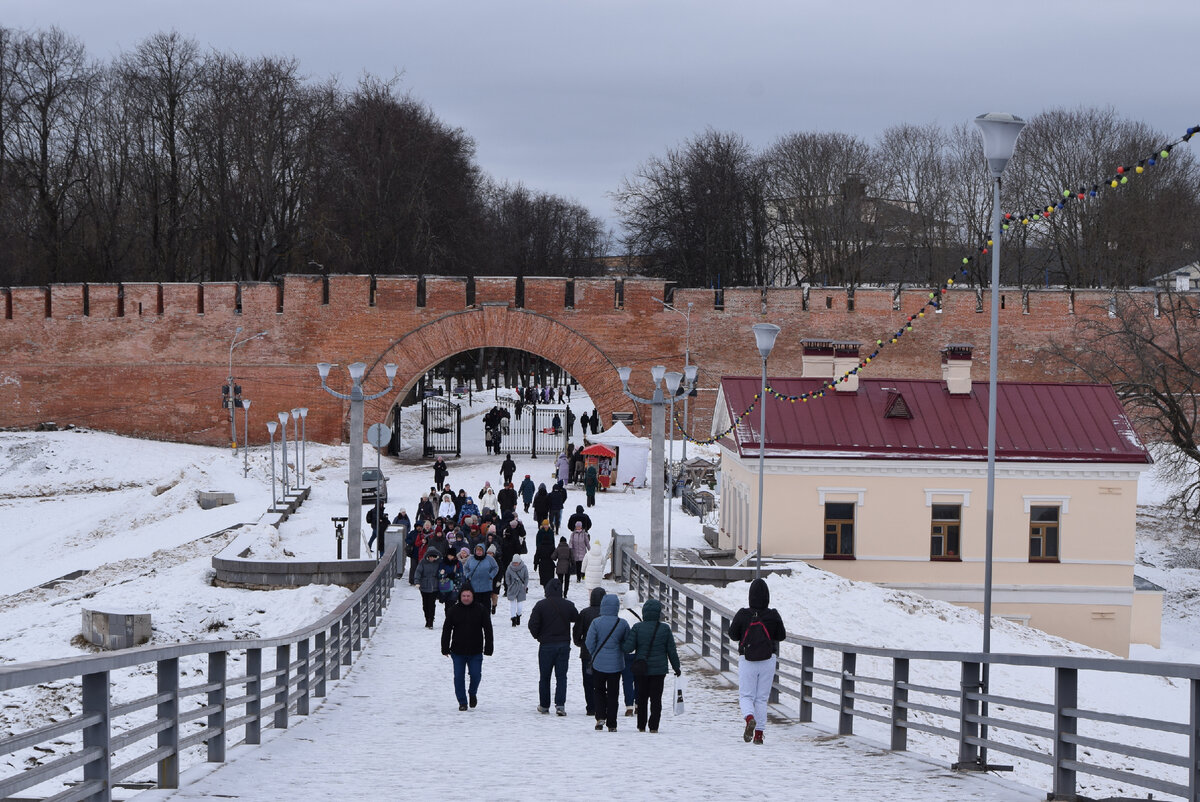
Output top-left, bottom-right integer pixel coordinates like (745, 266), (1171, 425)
(685, 596), (694, 644)
(800, 645), (814, 722)
(701, 606), (712, 657)
(204, 652), (224, 765)
(1052, 666), (1078, 799)
(245, 648), (262, 744)
(1190, 678), (1200, 802)
(81, 670), (111, 802)
(352, 602), (363, 652)
(341, 610), (354, 666)
(274, 644), (290, 730)
(670, 588), (680, 631)
(719, 615), (731, 673)
(156, 657), (180, 786)
(958, 660), (982, 767)
(315, 631), (328, 697)
(891, 657), (909, 751)
(296, 639), (310, 716)
(839, 652), (856, 735)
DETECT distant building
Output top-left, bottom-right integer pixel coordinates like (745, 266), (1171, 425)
(1150, 262), (1200, 291)
(713, 342), (1158, 656)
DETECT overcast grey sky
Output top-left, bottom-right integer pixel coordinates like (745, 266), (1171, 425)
(3, 0), (1196, 234)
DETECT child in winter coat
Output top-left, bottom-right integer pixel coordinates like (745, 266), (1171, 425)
(437, 551), (463, 606)
(504, 554), (530, 627)
(553, 536), (574, 596)
(582, 540), (605, 593)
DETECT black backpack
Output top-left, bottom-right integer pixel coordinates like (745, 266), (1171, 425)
(739, 611), (775, 661)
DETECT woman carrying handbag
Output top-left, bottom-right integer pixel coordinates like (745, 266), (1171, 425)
(621, 597), (680, 733)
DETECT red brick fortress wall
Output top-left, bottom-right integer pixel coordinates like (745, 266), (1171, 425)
(0, 276), (1157, 446)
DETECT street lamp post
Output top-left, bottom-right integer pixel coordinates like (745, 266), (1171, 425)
(972, 110), (1026, 772)
(277, 411), (290, 495)
(290, 408), (302, 488)
(241, 399), (252, 478)
(266, 420), (278, 510)
(227, 327), (267, 454)
(318, 361), (398, 560)
(617, 364), (696, 565)
(297, 408), (309, 488)
(751, 323), (781, 580)
(654, 298), (695, 462)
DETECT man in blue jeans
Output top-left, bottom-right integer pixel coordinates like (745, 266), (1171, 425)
(441, 588), (494, 711)
(527, 577), (579, 715)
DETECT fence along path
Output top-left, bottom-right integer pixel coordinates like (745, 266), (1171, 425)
(132, 579), (1036, 801)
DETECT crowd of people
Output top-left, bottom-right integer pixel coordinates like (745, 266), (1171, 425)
(393, 455), (788, 740)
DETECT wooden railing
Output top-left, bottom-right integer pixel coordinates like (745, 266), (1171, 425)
(0, 545), (401, 802)
(622, 544), (1200, 802)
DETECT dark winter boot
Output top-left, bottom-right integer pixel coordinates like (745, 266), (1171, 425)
(753, 730), (764, 745)
(515, 614), (521, 625)
(743, 714), (756, 743)
(511, 616), (519, 627)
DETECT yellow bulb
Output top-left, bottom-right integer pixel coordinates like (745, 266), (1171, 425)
(1136, 166), (1144, 174)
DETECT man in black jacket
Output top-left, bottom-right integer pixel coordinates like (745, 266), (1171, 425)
(572, 586), (607, 717)
(727, 578), (787, 744)
(566, 505), (592, 534)
(442, 587), (494, 711)
(500, 454), (517, 486)
(527, 578), (579, 715)
(548, 481), (567, 534)
(497, 482), (518, 521)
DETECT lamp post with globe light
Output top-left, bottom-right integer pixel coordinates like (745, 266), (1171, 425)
(751, 323), (781, 580)
(266, 420), (278, 511)
(318, 361), (398, 559)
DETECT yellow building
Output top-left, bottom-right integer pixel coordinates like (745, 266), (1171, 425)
(713, 343), (1158, 656)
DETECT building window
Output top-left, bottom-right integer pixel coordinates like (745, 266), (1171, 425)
(1029, 505), (1060, 562)
(930, 504), (961, 561)
(824, 502), (855, 559)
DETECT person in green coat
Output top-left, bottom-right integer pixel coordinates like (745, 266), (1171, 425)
(621, 598), (680, 733)
(584, 464), (599, 508)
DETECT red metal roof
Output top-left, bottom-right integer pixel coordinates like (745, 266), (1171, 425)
(717, 377), (1150, 463)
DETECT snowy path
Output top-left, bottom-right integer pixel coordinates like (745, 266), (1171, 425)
(140, 580), (1040, 801)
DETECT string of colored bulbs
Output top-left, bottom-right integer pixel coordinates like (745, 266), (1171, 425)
(673, 123), (1200, 446)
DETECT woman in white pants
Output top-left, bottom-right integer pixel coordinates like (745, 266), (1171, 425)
(727, 578), (787, 744)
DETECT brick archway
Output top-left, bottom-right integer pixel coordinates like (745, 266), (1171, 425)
(357, 306), (635, 435)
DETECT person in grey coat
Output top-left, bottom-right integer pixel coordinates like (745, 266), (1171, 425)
(553, 536), (575, 596)
(414, 548), (443, 629)
(504, 554), (530, 627)
(585, 594), (631, 731)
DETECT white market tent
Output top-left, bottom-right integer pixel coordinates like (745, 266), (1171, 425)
(585, 421), (650, 488)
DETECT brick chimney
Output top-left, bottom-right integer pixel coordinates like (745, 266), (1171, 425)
(941, 344), (973, 395)
(833, 341), (861, 393)
(801, 339), (834, 379)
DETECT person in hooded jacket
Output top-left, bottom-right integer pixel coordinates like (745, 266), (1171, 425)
(569, 523), (590, 582)
(424, 527), (450, 564)
(442, 587), (494, 711)
(621, 598), (681, 733)
(552, 536), (574, 596)
(582, 540), (605, 593)
(527, 577), (579, 715)
(478, 482), (497, 513)
(566, 505), (592, 534)
(532, 483), (550, 524)
(463, 543), (498, 612)
(519, 474), (536, 512)
(437, 550), (463, 607)
(497, 482), (518, 520)
(437, 493), (457, 520)
(727, 578), (788, 745)
(585, 594), (631, 731)
(500, 454), (517, 486)
(548, 481), (567, 534)
(458, 497), (480, 525)
(573, 585), (607, 716)
(504, 554), (529, 626)
(414, 548), (443, 628)
(533, 521), (556, 589)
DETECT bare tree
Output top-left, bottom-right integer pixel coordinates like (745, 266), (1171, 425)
(1049, 289), (1200, 513)
(614, 128), (769, 288)
(479, 180), (610, 276)
(760, 131), (878, 287)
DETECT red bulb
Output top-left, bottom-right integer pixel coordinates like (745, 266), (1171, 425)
(1004, 213), (1012, 220)
(1077, 192), (1085, 199)
(1117, 166), (1125, 174)
(981, 248), (988, 255)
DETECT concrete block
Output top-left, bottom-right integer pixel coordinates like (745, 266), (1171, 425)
(198, 490), (237, 509)
(81, 607), (152, 650)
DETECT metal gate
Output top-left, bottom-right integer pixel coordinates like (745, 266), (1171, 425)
(494, 400), (570, 458)
(421, 396), (461, 457)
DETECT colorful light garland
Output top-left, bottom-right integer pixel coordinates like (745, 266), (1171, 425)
(672, 123), (1200, 446)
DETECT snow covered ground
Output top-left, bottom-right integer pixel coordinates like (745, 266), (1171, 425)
(0, 392), (1196, 800)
